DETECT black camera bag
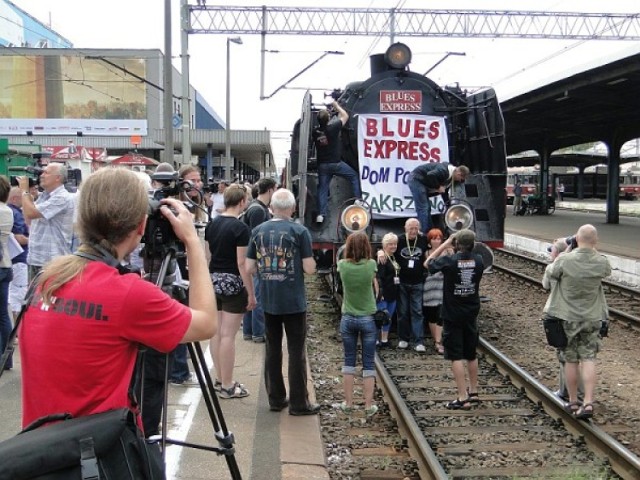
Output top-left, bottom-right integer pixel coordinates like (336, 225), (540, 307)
(0, 408), (164, 480)
(542, 315), (568, 349)
(373, 309), (390, 329)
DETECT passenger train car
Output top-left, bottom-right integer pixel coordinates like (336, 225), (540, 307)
(285, 43), (507, 270)
(506, 166), (640, 201)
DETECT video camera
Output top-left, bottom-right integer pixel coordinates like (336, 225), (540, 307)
(141, 171), (192, 260)
(7, 153), (47, 187)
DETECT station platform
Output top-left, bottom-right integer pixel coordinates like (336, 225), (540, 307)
(504, 199), (640, 286)
(0, 333), (330, 480)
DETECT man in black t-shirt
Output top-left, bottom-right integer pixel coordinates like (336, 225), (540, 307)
(394, 218), (429, 352)
(314, 101), (362, 224)
(242, 177), (277, 342)
(426, 229), (484, 410)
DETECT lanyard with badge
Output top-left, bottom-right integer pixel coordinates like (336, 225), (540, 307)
(406, 236), (418, 269)
(386, 253), (401, 284)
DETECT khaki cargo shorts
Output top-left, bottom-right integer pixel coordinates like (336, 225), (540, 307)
(562, 320), (601, 363)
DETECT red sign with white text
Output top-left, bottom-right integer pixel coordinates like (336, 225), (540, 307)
(380, 90), (422, 113)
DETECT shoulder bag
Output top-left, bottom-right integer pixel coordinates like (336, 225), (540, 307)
(542, 315), (568, 349)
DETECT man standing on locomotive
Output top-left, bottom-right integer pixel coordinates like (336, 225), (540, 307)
(314, 100), (362, 224)
(407, 163), (470, 234)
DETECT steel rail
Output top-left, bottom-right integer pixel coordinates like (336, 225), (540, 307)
(375, 354), (447, 480)
(479, 338), (640, 480)
(492, 252), (640, 327)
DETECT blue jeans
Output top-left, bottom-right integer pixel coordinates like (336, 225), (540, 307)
(376, 299), (397, 334)
(170, 344), (190, 382)
(408, 175), (431, 233)
(317, 161), (362, 216)
(339, 314), (377, 378)
(242, 274), (265, 340)
(0, 267), (14, 369)
(397, 283), (424, 345)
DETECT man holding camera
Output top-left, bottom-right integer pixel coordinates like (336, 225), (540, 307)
(543, 224), (611, 420)
(426, 229), (484, 410)
(18, 162), (75, 280)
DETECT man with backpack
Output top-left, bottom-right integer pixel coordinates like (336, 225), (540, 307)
(242, 177), (277, 342)
(314, 100), (361, 224)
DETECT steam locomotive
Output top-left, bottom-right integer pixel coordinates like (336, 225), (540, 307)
(285, 43), (507, 270)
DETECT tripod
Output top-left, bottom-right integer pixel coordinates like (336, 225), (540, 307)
(144, 247), (242, 480)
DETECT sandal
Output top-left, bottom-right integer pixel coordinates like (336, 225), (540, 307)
(435, 341), (444, 354)
(465, 390), (481, 404)
(214, 379), (222, 393)
(446, 398), (472, 410)
(218, 381), (250, 399)
(563, 401), (582, 415)
(575, 402), (594, 420)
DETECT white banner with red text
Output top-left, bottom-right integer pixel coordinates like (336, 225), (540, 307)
(357, 114), (449, 219)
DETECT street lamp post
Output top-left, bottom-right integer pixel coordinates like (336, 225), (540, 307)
(225, 36), (242, 181)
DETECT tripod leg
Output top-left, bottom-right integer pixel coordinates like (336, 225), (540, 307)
(187, 342), (243, 480)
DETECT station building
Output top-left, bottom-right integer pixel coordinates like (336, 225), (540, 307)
(0, 0), (275, 182)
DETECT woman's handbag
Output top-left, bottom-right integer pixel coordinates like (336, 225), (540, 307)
(542, 315), (568, 348)
(0, 408), (164, 479)
(211, 272), (244, 296)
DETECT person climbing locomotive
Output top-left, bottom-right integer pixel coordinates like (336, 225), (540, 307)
(407, 162), (470, 234)
(314, 100), (362, 224)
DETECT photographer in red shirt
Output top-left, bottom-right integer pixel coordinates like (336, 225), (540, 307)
(19, 168), (218, 429)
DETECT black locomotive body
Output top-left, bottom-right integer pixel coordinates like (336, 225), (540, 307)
(286, 43), (507, 270)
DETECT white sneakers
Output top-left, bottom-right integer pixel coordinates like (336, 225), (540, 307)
(315, 214), (324, 224)
(398, 341), (426, 352)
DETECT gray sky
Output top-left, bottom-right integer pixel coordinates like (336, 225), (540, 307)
(10, 0), (640, 169)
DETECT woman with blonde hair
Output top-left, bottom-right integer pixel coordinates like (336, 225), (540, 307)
(375, 232), (399, 349)
(18, 167), (217, 429)
(337, 232), (379, 416)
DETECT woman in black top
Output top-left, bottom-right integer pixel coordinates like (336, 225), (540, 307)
(376, 233), (400, 348)
(205, 184), (256, 399)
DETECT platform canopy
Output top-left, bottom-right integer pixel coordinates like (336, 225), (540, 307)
(501, 49), (640, 157)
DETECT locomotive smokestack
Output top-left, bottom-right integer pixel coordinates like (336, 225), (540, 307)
(370, 54), (389, 76)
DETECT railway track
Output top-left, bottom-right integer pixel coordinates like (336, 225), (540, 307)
(377, 340), (640, 479)
(493, 248), (640, 328)
(307, 273), (640, 479)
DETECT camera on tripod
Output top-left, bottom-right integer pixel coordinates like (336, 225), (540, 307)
(141, 171), (195, 260)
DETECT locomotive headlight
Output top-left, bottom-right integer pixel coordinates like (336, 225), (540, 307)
(385, 43), (412, 69)
(341, 204), (370, 234)
(444, 202), (474, 232)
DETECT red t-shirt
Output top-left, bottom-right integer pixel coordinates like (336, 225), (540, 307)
(20, 262), (191, 427)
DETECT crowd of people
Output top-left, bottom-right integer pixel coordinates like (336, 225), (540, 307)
(0, 80), (621, 480)
(0, 147), (613, 458)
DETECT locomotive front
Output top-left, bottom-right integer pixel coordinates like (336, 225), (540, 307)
(288, 42), (507, 268)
